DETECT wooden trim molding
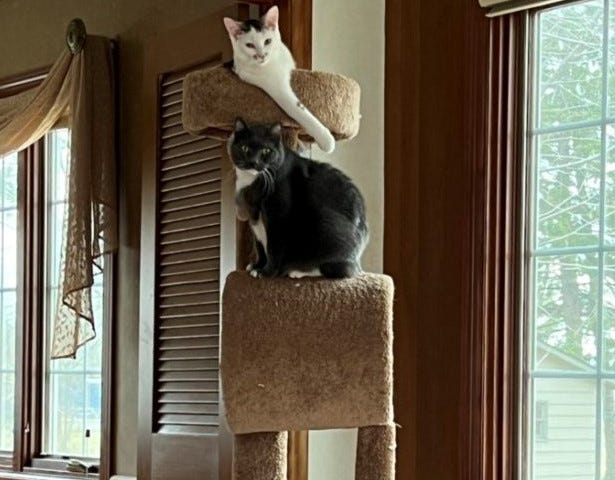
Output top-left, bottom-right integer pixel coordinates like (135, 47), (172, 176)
(384, 1), (419, 479)
(461, 12), (525, 480)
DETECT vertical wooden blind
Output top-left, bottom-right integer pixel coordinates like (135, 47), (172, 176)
(155, 64), (224, 436)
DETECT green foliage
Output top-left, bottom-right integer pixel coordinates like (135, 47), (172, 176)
(535, 0), (615, 371)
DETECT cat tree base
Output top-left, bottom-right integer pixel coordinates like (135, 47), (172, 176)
(221, 271), (396, 479)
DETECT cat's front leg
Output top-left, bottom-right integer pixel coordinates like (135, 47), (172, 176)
(251, 254), (282, 278)
(267, 87), (336, 154)
(247, 241), (267, 276)
(251, 241), (284, 278)
(310, 120), (336, 154)
(294, 98), (335, 153)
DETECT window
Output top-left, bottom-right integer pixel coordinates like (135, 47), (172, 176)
(42, 129), (104, 459)
(525, 1), (615, 479)
(0, 152), (18, 454)
(0, 128), (110, 476)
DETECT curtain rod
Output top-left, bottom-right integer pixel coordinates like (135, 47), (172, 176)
(66, 18), (87, 54)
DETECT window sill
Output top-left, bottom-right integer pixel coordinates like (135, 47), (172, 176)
(0, 469), (98, 480)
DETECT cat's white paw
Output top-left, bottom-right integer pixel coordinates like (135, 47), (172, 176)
(249, 269), (261, 278)
(316, 130), (335, 154)
(288, 269), (322, 279)
(246, 263), (254, 272)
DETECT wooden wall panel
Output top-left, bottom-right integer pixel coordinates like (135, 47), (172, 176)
(384, 1), (419, 479)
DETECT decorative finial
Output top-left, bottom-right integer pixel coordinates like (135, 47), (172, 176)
(66, 18), (86, 54)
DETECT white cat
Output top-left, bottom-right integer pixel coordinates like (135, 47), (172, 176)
(223, 6), (336, 154)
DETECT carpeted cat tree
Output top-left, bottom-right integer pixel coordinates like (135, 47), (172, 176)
(182, 65), (396, 480)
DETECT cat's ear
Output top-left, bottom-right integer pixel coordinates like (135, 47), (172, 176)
(263, 6), (279, 29)
(270, 123), (282, 136)
(235, 118), (247, 132)
(223, 17), (243, 38)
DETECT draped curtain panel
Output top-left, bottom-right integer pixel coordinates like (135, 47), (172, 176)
(479, 0), (566, 16)
(0, 35), (117, 359)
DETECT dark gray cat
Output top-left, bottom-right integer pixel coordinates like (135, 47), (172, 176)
(229, 118), (368, 279)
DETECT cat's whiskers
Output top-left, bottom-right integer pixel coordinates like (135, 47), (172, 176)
(261, 168), (274, 196)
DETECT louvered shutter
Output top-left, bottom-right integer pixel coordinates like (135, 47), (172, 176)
(139, 10), (236, 480)
(156, 68), (223, 435)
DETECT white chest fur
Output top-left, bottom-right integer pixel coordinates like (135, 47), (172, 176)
(235, 168), (259, 192)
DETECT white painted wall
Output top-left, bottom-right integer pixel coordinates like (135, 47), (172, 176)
(310, 1), (385, 479)
(312, 0), (385, 275)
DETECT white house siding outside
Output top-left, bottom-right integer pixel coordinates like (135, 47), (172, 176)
(533, 351), (612, 480)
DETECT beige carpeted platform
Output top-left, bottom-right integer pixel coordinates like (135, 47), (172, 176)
(221, 271), (394, 434)
(182, 66), (361, 143)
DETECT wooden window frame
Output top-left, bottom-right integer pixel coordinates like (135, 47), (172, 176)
(0, 70), (115, 480)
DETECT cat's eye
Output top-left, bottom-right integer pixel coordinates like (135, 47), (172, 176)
(264, 38), (272, 45)
(241, 146), (249, 153)
(262, 148), (272, 155)
(246, 42), (256, 49)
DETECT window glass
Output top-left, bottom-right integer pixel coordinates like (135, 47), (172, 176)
(527, 2), (615, 479)
(0, 152), (18, 452)
(42, 129), (103, 458)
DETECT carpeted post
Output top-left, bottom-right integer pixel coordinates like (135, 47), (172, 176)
(355, 424), (396, 480)
(233, 431), (288, 480)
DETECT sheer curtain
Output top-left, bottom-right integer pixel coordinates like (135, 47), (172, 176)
(0, 35), (117, 359)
